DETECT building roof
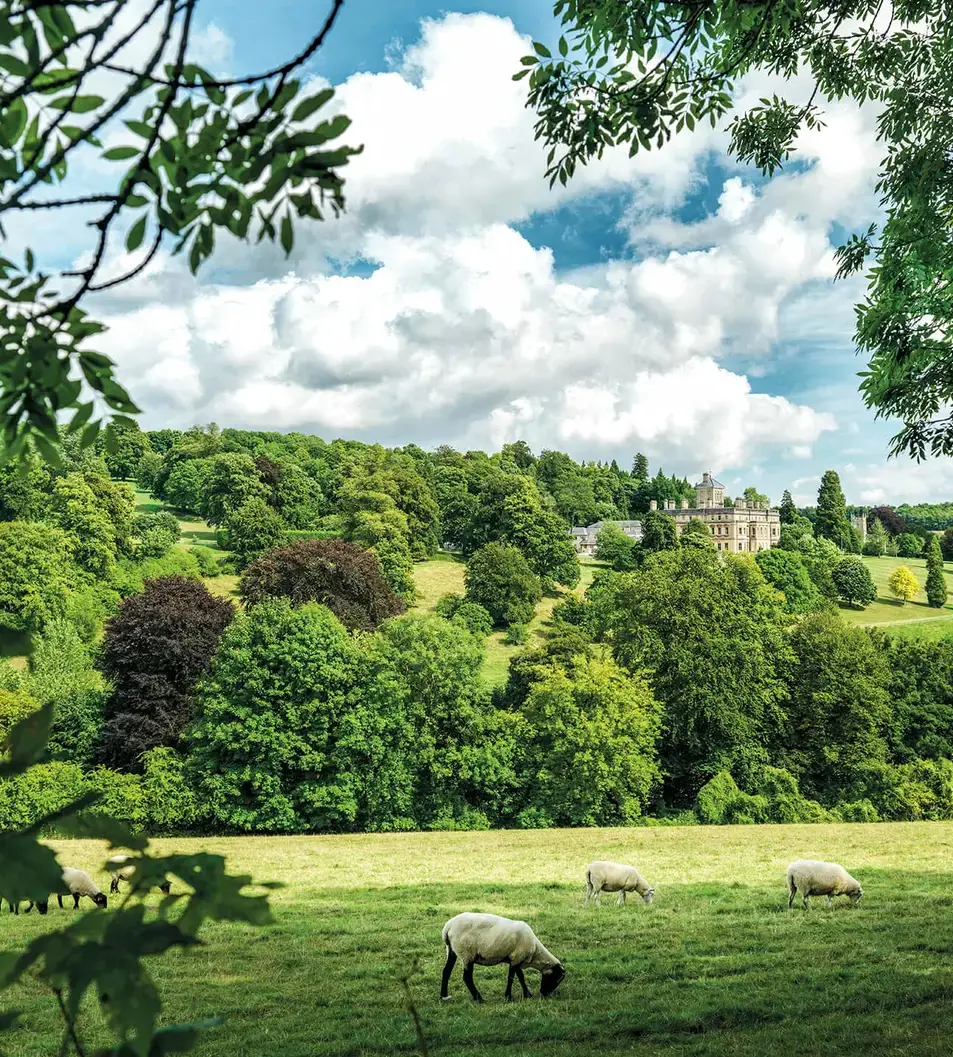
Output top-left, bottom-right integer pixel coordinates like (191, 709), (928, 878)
(694, 471), (725, 489)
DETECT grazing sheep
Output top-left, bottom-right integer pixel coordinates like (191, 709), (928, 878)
(440, 912), (566, 1003)
(27, 868), (106, 912)
(106, 854), (172, 895)
(21, 897), (48, 915)
(585, 860), (655, 906)
(787, 859), (863, 909)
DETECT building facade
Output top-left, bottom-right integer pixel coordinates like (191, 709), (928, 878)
(571, 520), (643, 556)
(663, 472), (780, 553)
(569, 473), (781, 556)
(851, 514), (867, 541)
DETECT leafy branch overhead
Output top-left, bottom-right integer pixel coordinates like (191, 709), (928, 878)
(518, 0), (953, 461)
(0, 0), (361, 462)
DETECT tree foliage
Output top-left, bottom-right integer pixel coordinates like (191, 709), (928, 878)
(755, 547), (821, 613)
(815, 470), (851, 549)
(99, 575), (235, 771)
(0, 0), (360, 462)
(239, 538), (405, 631)
(832, 555), (877, 608)
(464, 541), (543, 628)
(887, 564), (920, 605)
(926, 535), (948, 609)
(518, 0), (953, 459)
(778, 490), (797, 525)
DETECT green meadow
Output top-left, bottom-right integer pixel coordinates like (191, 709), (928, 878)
(4, 824), (953, 1056)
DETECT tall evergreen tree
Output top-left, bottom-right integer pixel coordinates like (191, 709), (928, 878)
(863, 517), (889, 557)
(778, 490), (797, 524)
(926, 535), (948, 609)
(815, 471), (851, 549)
(632, 453), (649, 481)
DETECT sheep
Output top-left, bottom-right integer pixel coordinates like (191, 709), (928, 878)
(585, 860), (655, 906)
(106, 854), (172, 895)
(787, 859), (863, 909)
(440, 912), (566, 1003)
(26, 867), (107, 913)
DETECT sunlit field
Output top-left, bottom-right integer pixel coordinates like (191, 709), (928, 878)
(5, 824), (953, 1056)
(843, 555), (953, 634)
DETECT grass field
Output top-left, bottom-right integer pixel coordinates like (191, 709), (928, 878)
(5, 824), (953, 1056)
(843, 556), (953, 639)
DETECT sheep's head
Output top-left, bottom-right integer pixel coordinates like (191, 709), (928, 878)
(849, 885), (863, 904)
(93, 893), (108, 909)
(540, 964), (565, 997)
(642, 888), (655, 905)
(159, 880), (172, 895)
(109, 878), (120, 894)
(37, 901), (48, 915)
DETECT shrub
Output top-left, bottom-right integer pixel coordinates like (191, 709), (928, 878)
(516, 807), (554, 829)
(218, 497), (288, 569)
(0, 760), (86, 831)
(451, 602), (494, 638)
(63, 581), (122, 642)
(190, 546), (220, 577)
(0, 689), (40, 740)
(755, 548), (821, 613)
(835, 799), (881, 823)
(694, 772), (767, 825)
(142, 747), (203, 831)
(427, 807), (492, 831)
(240, 538), (406, 631)
(464, 542), (542, 628)
(99, 577), (235, 771)
(503, 622), (529, 645)
(84, 766), (147, 827)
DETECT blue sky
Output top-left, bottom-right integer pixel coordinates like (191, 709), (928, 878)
(69, 0), (953, 507)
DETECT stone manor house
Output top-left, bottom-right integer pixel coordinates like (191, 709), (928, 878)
(572, 472), (781, 555)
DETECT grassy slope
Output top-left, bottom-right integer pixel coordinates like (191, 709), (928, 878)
(6, 824), (953, 1056)
(412, 556), (605, 685)
(841, 556), (953, 638)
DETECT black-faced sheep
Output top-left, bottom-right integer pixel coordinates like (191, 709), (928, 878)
(27, 867), (107, 912)
(585, 860), (655, 906)
(440, 912), (565, 1003)
(106, 854), (172, 895)
(787, 859), (863, 909)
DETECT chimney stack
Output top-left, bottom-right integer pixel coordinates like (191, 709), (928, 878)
(681, 499), (689, 510)
(649, 500), (657, 511)
(665, 499), (675, 511)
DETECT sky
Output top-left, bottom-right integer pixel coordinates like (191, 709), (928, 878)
(30, 0), (953, 507)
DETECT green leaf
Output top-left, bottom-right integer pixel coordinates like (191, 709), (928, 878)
(0, 54), (28, 77)
(0, 702), (54, 776)
(79, 419), (101, 450)
(125, 120), (153, 139)
(558, 36), (568, 57)
(50, 95), (104, 113)
(292, 88), (335, 123)
(63, 814), (148, 852)
(104, 146), (140, 161)
(126, 216), (147, 252)
(24, 249), (33, 273)
(533, 41), (552, 58)
(280, 213), (293, 255)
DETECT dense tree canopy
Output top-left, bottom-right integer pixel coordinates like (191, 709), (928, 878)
(239, 539), (405, 631)
(518, 0), (953, 459)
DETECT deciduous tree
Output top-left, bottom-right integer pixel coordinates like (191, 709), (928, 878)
(465, 542), (542, 628)
(99, 576), (235, 771)
(239, 538), (405, 631)
(888, 565), (920, 605)
(832, 555), (877, 609)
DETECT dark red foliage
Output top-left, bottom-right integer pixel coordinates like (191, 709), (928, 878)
(99, 576), (235, 771)
(239, 538), (406, 630)
(867, 505), (907, 536)
(255, 455), (283, 491)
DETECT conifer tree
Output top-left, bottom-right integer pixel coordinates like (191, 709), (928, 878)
(815, 471), (851, 549)
(926, 535), (948, 609)
(778, 490), (797, 524)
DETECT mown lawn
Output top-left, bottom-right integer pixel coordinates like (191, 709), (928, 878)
(5, 824), (953, 1057)
(841, 556), (953, 636)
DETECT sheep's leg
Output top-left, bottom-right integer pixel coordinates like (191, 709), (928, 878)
(462, 963), (483, 1003)
(788, 883), (796, 909)
(505, 965), (517, 1002)
(440, 947), (457, 1000)
(618, 891), (626, 907)
(801, 888), (810, 910)
(57, 894), (64, 910)
(585, 880), (593, 905)
(72, 893), (80, 910)
(593, 888), (601, 905)
(24, 902), (33, 914)
(515, 967), (532, 999)
(826, 894), (833, 908)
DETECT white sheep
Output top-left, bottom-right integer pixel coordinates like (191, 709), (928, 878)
(585, 860), (655, 906)
(787, 859), (863, 909)
(106, 854), (172, 895)
(440, 912), (566, 1003)
(27, 867), (107, 912)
